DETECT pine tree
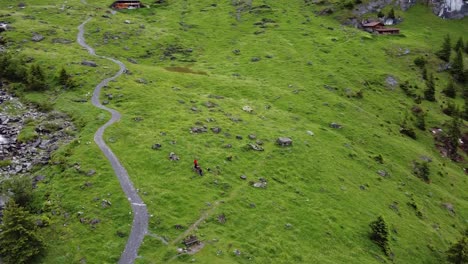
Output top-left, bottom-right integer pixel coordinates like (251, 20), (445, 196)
(415, 112), (426, 131)
(0, 201), (44, 264)
(447, 230), (468, 264)
(58, 67), (69, 86)
(451, 48), (465, 82)
(369, 216), (390, 256)
(424, 73), (436, 101)
(437, 34), (452, 62)
(422, 67), (428, 80)
(447, 116), (462, 160)
(57, 67), (76, 88)
(387, 8), (395, 19)
(454, 37), (464, 51)
(442, 79), (456, 98)
(27, 64), (47, 91)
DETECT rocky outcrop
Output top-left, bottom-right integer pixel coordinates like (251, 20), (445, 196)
(353, 0), (467, 19)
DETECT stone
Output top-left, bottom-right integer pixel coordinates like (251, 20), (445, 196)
(240, 175), (247, 180)
(307, 130), (314, 136)
(242, 105), (253, 113)
(101, 199), (112, 208)
(81, 60), (97, 67)
(236, 135), (243, 140)
(377, 170), (389, 177)
(223, 144), (232, 148)
(252, 180), (267, 188)
(90, 219), (100, 225)
(86, 169), (96, 176)
(169, 152), (179, 161)
(248, 143), (264, 151)
(385, 75), (398, 88)
(277, 137), (292, 147)
(152, 143), (162, 150)
(441, 203), (455, 215)
(127, 58), (138, 64)
(251, 57), (261, 62)
(32, 33), (44, 42)
(190, 126), (207, 133)
(124, 20), (131, 24)
(329, 122), (342, 129)
(248, 134), (256, 140)
(211, 127), (221, 133)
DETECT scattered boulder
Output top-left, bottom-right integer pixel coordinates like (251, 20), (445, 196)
(441, 203), (455, 215)
(190, 126), (207, 133)
(385, 75), (398, 88)
(86, 169), (96, 176)
(247, 143), (264, 151)
(32, 33), (44, 42)
(377, 170), (389, 177)
(236, 135), (243, 140)
(211, 127), (221, 134)
(127, 58), (138, 64)
(81, 60), (97, 67)
(240, 175), (247, 180)
(252, 178), (267, 188)
(242, 105), (253, 113)
(329, 122), (343, 129)
(152, 143), (162, 150)
(169, 152), (179, 161)
(248, 134), (256, 140)
(101, 199), (112, 208)
(277, 137), (292, 147)
(217, 214), (226, 224)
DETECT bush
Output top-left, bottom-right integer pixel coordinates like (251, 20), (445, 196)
(447, 230), (468, 264)
(413, 161), (430, 183)
(369, 216), (391, 255)
(343, 1), (354, 10)
(414, 56), (427, 68)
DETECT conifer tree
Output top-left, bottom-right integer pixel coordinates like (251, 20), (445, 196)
(0, 201), (44, 264)
(27, 64), (47, 91)
(451, 48), (465, 82)
(437, 34), (452, 62)
(442, 79), (456, 98)
(387, 8), (395, 19)
(369, 216), (390, 255)
(424, 73), (436, 101)
(454, 37), (464, 51)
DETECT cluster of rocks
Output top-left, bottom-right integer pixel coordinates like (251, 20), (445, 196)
(0, 90), (75, 177)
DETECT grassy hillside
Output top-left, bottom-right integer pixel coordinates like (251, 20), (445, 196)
(0, 1), (467, 263)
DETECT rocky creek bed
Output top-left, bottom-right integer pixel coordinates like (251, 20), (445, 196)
(0, 89), (75, 179)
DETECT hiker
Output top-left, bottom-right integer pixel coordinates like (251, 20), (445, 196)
(197, 166), (203, 176)
(194, 159), (198, 169)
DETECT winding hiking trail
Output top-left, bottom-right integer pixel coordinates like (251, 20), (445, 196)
(77, 18), (148, 264)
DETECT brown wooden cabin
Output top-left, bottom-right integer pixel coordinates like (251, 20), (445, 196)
(362, 21), (384, 31)
(111, 1), (141, 9)
(375, 28), (400, 35)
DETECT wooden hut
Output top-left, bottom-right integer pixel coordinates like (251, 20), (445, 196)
(111, 1), (141, 9)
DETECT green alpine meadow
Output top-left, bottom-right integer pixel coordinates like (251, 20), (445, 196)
(0, 0), (467, 263)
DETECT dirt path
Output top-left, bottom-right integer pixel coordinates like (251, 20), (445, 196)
(77, 18), (148, 264)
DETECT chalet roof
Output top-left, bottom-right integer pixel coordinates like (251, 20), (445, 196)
(362, 21), (384, 27)
(375, 28), (400, 32)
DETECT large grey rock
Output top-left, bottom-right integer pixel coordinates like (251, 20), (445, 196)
(32, 33), (44, 42)
(277, 137), (292, 147)
(81, 60), (97, 67)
